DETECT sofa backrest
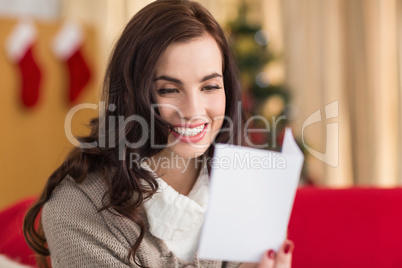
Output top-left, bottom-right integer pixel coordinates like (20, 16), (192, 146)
(0, 197), (37, 267)
(288, 187), (402, 268)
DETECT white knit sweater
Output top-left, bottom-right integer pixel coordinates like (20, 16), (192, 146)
(142, 160), (209, 262)
(42, 168), (241, 267)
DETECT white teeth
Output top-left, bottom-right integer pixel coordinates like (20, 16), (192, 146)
(173, 124), (206, 136)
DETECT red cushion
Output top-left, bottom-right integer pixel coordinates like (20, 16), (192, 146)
(288, 187), (402, 268)
(0, 197), (37, 266)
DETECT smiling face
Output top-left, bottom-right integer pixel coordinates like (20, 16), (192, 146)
(153, 34), (226, 158)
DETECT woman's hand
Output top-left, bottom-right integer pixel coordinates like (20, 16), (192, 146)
(239, 240), (294, 268)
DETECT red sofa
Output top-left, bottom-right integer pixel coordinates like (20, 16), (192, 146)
(288, 187), (402, 268)
(0, 196), (37, 267)
(2, 188), (402, 267)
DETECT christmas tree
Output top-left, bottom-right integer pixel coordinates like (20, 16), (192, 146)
(226, 0), (290, 151)
(226, 0), (310, 183)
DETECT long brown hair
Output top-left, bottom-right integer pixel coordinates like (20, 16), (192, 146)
(24, 0), (246, 266)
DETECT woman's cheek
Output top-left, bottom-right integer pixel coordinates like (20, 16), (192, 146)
(156, 100), (177, 121)
(209, 91), (226, 118)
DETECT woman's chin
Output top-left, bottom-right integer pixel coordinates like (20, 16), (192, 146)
(160, 132), (215, 159)
(171, 145), (209, 159)
(164, 142), (209, 159)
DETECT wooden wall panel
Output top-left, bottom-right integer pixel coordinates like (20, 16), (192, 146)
(0, 18), (100, 209)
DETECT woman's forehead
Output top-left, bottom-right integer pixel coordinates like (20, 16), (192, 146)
(154, 35), (223, 80)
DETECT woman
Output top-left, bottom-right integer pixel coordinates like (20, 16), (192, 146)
(24, 0), (294, 267)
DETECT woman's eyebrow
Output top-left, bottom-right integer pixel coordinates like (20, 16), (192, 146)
(154, 75), (182, 84)
(200, 73), (222, 82)
(153, 73), (223, 84)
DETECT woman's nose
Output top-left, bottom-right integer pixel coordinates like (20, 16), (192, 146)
(180, 91), (205, 119)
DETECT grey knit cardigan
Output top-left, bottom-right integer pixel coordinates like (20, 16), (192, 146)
(42, 172), (241, 268)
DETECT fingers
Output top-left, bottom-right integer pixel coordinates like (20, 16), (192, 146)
(256, 239), (294, 268)
(274, 240), (294, 268)
(240, 240), (295, 268)
(256, 249), (276, 268)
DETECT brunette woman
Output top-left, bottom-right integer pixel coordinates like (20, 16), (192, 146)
(24, 1), (294, 267)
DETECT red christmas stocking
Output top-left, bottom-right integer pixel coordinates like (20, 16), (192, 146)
(6, 20), (42, 108)
(53, 22), (91, 104)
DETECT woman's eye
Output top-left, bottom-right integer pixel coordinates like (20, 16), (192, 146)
(156, 88), (179, 95)
(202, 85), (222, 91)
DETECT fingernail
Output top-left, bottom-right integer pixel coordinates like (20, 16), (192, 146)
(267, 249), (275, 259)
(284, 243), (291, 254)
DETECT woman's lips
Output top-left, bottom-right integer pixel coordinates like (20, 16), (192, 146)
(171, 122), (207, 128)
(171, 123), (208, 143)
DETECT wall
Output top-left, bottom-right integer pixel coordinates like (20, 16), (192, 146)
(0, 18), (99, 208)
